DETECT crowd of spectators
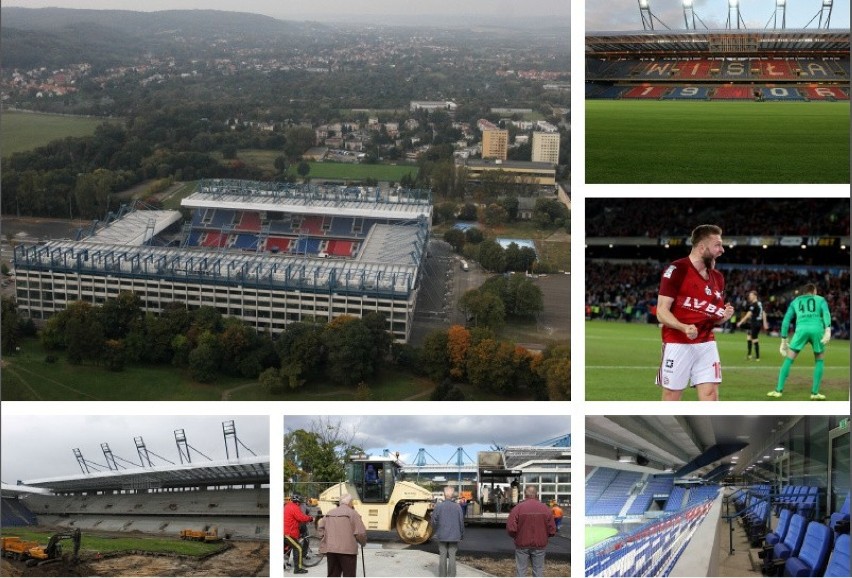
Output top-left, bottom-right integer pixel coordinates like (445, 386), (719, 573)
(586, 199), (850, 238)
(586, 261), (850, 339)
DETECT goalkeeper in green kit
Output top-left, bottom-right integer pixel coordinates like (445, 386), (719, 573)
(768, 283), (832, 400)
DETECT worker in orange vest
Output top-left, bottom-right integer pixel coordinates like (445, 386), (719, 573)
(550, 500), (564, 532)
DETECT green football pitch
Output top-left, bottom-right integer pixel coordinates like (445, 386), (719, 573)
(585, 526), (620, 549)
(585, 321), (850, 401)
(585, 101), (850, 183)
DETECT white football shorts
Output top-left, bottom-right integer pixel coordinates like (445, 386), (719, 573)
(656, 341), (722, 391)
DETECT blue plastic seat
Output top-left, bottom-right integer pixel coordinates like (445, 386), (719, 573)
(784, 521), (832, 577)
(829, 493), (850, 540)
(823, 533), (849, 577)
(767, 509), (793, 546)
(775, 514), (807, 561)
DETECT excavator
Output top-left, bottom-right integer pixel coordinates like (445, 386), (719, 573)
(1, 528), (81, 566)
(179, 526), (223, 542)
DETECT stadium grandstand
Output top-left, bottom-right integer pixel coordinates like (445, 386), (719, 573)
(585, 415), (850, 577)
(12, 179), (433, 342)
(0, 420), (269, 541)
(586, 22), (850, 102)
(584, 199), (850, 339)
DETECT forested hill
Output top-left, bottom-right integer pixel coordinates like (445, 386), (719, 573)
(0, 7), (321, 69)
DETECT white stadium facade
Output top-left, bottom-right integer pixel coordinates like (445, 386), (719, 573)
(12, 180), (433, 342)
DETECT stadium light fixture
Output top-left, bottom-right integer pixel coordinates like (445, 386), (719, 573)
(639, 0), (649, 7)
(683, 0), (693, 6)
(729, 0), (738, 6)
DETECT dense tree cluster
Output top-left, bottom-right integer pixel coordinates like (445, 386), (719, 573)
(37, 291), (393, 388)
(459, 274), (545, 329)
(418, 324), (568, 400)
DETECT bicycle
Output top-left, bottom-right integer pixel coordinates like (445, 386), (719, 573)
(284, 531), (324, 569)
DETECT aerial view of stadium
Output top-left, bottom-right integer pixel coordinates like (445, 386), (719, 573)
(584, 198), (850, 401)
(585, 0), (850, 183)
(584, 415), (850, 577)
(12, 179), (432, 344)
(0, 416), (269, 577)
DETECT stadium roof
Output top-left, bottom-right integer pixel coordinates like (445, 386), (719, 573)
(586, 28), (850, 57)
(182, 179), (432, 221)
(586, 416), (802, 480)
(79, 210), (183, 246)
(14, 219), (426, 297)
(1, 483), (53, 497)
(20, 456), (270, 493)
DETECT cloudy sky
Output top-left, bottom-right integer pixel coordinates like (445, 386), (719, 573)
(284, 415), (570, 465)
(587, 0), (850, 31)
(1, 415), (269, 485)
(4, 0), (569, 22)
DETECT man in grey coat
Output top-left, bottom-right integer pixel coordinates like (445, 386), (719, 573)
(431, 486), (465, 577)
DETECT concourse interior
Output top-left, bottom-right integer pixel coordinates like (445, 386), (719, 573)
(585, 416), (850, 577)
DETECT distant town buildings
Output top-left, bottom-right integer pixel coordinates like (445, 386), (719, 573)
(481, 128), (509, 160)
(409, 100), (458, 116)
(531, 132), (560, 164)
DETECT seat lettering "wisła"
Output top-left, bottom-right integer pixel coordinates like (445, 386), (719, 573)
(682, 297), (725, 317)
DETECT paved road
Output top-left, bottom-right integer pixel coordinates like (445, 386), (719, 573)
(368, 525), (570, 559)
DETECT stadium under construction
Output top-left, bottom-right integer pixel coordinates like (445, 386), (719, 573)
(12, 180), (433, 342)
(1, 418), (269, 575)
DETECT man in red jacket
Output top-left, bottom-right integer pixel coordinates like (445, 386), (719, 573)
(506, 486), (556, 577)
(285, 494), (314, 574)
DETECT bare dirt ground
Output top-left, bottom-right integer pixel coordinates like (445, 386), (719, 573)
(456, 553), (570, 577)
(1, 541), (269, 577)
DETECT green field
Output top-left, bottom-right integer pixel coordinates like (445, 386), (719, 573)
(291, 160), (418, 182)
(585, 526), (620, 549)
(585, 101), (850, 183)
(0, 529), (222, 557)
(0, 338), (441, 401)
(224, 149), (419, 182)
(1, 110), (115, 157)
(585, 321), (850, 401)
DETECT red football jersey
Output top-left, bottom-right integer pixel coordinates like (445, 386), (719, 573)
(658, 257), (726, 344)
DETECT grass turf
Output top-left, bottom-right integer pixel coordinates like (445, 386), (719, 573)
(585, 320), (850, 401)
(585, 101), (850, 183)
(1, 110), (117, 157)
(0, 529), (222, 557)
(0, 337), (441, 401)
(585, 526), (620, 549)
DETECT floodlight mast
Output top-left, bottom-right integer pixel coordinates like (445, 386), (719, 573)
(726, 0), (747, 30)
(765, 0), (787, 29)
(637, 0), (672, 31)
(683, 0), (696, 30)
(819, 0), (833, 28)
(639, 0), (654, 30)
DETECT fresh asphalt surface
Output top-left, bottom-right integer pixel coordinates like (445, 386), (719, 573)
(368, 524), (570, 559)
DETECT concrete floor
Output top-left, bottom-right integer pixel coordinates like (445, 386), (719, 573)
(285, 545), (492, 577)
(716, 514), (767, 577)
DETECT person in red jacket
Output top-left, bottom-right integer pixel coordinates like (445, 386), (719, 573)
(284, 494), (314, 574)
(506, 486), (556, 577)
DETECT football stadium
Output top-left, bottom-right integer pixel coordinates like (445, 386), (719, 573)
(586, 1), (850, 183)
(584, 415), (850, 577)
(584, 198), (850, 401)
(12, 179), (432, 343)
(0, 418), (269, 577)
